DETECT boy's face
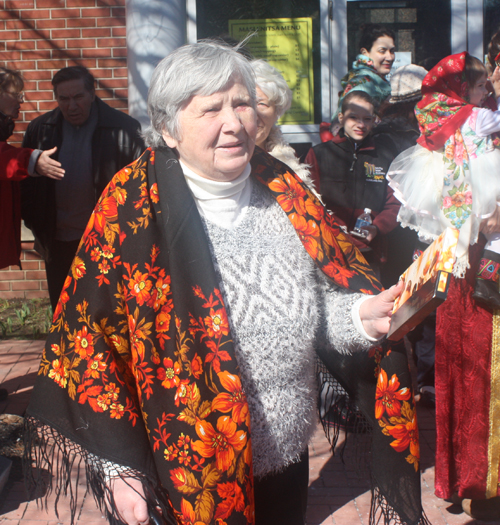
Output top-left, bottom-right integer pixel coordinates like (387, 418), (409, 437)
(339, 97), (375, 142)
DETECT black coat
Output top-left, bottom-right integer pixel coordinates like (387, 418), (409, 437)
(21, 97), (145, 257)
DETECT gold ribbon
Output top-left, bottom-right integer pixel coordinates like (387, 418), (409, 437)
(487, 310), (500, 497)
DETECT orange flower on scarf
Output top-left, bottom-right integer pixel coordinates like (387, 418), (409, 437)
(289, 213), (320, 259)
(92, 194), (118, 235)
(204, 308), (230, 338)
(375, 369), (411, 419)
(387, 412), (420, 458)
(192, 416), (247, 472)
(74, 326), (94, 359)
(268, 173), (307, 215)
(128, 270), (153, 306)
(157, 357), (181, 389)
(212, 371), (249, 425)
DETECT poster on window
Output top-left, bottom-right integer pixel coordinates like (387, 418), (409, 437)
(228, 18), (314, 125)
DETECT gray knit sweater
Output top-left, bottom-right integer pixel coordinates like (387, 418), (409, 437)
(202, 180), (372, 479)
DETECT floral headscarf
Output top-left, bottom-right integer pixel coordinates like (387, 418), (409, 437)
(333, 54), (391, 120)
(416, 52), (475, 151)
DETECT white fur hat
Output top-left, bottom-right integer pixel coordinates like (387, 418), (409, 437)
(389, 64), (428, 103)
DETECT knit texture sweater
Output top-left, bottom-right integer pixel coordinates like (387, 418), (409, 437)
(203, 180), (372, 478)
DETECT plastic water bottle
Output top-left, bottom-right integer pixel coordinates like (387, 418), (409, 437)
(354, 208), (372, 237)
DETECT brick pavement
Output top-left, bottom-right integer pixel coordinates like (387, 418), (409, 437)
(0, 339), (488, 524)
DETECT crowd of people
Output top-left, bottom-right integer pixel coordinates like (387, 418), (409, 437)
(1, 20), (500, 525)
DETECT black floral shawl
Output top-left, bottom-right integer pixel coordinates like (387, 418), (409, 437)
(24, 147), (428, 524)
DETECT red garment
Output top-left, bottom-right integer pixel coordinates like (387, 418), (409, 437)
(0, 142), (32, 269)
(435, 242), (500, 500)
(416, 52), (475, 151)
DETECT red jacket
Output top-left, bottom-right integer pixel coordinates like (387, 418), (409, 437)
(0, 141), (32, 269)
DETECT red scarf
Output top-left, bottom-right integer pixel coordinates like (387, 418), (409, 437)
(416, 52), (475, 151)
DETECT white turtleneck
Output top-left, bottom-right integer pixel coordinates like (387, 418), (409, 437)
(180, 161), (252, 230)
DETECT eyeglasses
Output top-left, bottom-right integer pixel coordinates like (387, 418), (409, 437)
(3, 91), (24, 102)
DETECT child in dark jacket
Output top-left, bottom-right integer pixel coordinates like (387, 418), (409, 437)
(306, 91), (399, 281)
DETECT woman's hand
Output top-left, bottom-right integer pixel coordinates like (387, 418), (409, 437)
(108, 477), (149, 525)
(480, 205), (500, 235)
(35, 147), (65, 180)
(359, 281), (404, 340)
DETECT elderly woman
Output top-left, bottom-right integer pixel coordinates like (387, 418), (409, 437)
(250, 59), (314, 189)
(25, 41), (428, 525)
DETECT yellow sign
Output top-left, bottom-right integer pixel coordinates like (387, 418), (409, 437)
(228, 18), (314, 125)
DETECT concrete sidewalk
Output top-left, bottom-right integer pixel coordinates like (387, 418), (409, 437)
(0, 339), (483, 524)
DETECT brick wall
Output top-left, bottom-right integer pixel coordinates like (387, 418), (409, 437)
(0, 0), (129, 298)
(0, 243), (48, 300)
(0, 0), (129, 147)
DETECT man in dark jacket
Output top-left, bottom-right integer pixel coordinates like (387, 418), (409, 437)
(21, 66), (145, 310)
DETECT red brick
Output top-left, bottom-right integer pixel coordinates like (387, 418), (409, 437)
(37, 59), (70, 69)
(31, 90), (57, 100)
(6, 39), (35, 50)
(39, 101), (57, 110)
(25, 290), (49, 299)
(41, 280), (48, 289)
(35, 0), (64, 7)
(6, 0), (34, 7)
(22, 80), (37, 90)
(97, 37), (124, 47)
(99, 78), (127, 89)
(19, 261), (40, 270)
(0, 270), (24, 281)
(36, 18), (66, 29)
(7, 60), (36, 69)
(52, 28), (80, 38)
(22, 50), (52, 60)
(111, 26), (126, 37)
(52, 49), (82, 59)
(66, 38), (96, 48)
(82, 48), (111, 58)
(112, 47), (127, 58)
(67, 17), (95, 27)
(82, 27), (110, 37)
(0, 281), (11, 291)
(20, 242), (35, 252)
(0, 291), (24, 299)
(0, 30), (19, 39)
(112, 67), (127, 78)
(96, 16), (125, 27)
(99, 0), (124, 5)
(5, 19), (32, 29)
(111, 6), (125, 16)
(16, 8), (50, 18)
(77, 58), (97, 68)
(21, 28), (50, 39)
(23, 70), (52, 80)
(11, 281), (40, 291)
(98, 58), (126, 67)
(25, 270), (48, 280)
(0, 51), (21, 60)
(36, 80), (54, 91)
(66, 0), (96, 6)
(82, 6), (110, 17)
(50, 7), (81, 17)
(91, 68), (112, 78)
(0, 8), (19, 20)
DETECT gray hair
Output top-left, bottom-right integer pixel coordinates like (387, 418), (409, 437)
(144, 40), (257, 148)
(250, 59), (292, 118)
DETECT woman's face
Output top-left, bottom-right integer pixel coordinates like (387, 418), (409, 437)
(162, 80), (257, 182)
(255, 86), (279, 148)
(361, 36), (396, 76)
(0, 84), (23, 119)
(469, 73), (489, 106)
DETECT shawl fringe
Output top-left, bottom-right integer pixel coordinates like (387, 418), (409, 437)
(370, 486), (432, 525)
(23, 416), (177, 525)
